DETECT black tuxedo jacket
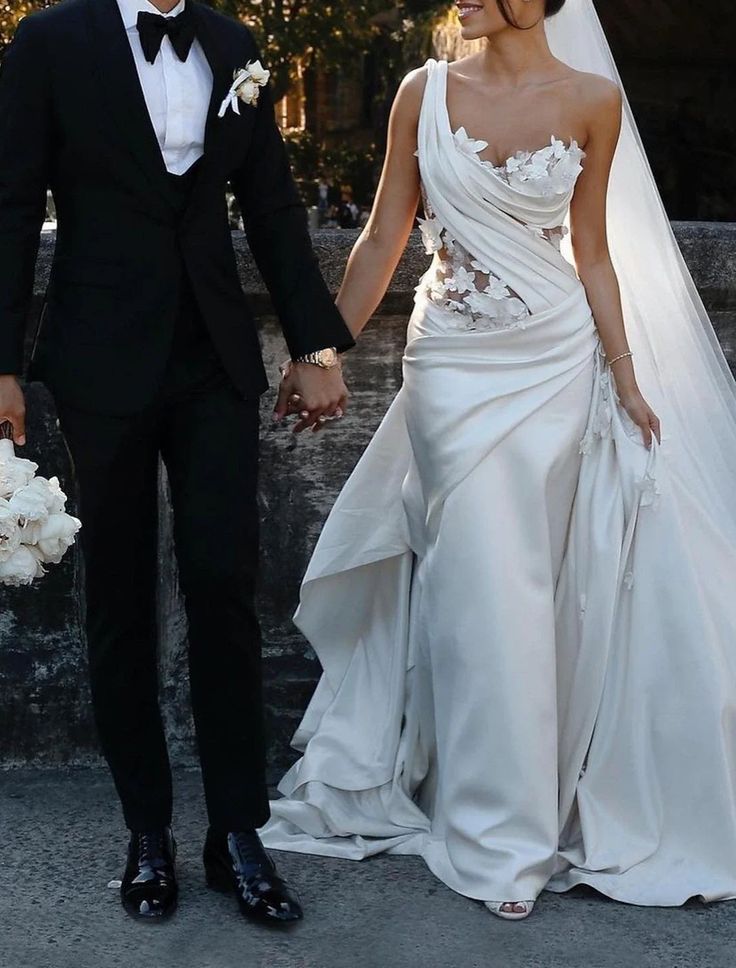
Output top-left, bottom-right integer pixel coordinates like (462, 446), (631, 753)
(0, 0), (354, 414)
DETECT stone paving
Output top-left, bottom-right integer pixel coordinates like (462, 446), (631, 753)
(2, 768), (735, 968)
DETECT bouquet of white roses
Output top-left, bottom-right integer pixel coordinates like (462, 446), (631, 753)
(0, 423), (81, 586)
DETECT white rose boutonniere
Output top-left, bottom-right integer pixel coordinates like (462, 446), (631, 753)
(218, 60), (271, 118)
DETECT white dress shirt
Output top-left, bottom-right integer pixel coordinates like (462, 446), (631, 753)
(116, 0), (213, 175)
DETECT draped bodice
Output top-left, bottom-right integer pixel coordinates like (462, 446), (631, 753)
(416, 59), (587, 326)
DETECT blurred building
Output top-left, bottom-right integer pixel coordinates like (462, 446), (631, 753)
(275, 60), (376, 145)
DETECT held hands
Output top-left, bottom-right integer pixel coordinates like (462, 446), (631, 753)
(0, 375), (26, 445)
(273, 360), (349, 434)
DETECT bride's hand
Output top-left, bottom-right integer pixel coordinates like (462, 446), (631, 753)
(617, 385), (661, 449)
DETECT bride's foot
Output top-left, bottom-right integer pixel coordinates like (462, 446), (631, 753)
(485, 900), (535, 921)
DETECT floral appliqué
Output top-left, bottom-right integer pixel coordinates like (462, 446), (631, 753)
(416, 136), (585, 333)
(453, 130), (586, 198)
(418, 224), (531, 333)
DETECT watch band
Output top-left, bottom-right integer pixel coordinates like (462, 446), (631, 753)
(294, 351), (320, 365)
(293, 347), (339, 368)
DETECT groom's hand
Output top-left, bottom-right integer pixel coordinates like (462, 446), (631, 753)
(274, 362), (349, 434)
(0, 375), (26, 445)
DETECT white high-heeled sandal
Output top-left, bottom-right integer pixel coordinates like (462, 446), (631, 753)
(485, 900), (535, 921)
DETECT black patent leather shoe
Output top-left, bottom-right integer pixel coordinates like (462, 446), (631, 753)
(121, 827), (178, 922)
(203, 829), (303, 925)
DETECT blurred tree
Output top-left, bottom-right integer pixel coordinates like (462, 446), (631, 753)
(215, 1), (403, 103)
(2, 0), (451, 96)
(0, 0), (53, 53)
(284, 129), (379, 206)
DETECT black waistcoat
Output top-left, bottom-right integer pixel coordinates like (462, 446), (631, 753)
(165, 160), (210, 350)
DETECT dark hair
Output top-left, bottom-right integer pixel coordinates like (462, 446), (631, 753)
(496, 0), (566, 27)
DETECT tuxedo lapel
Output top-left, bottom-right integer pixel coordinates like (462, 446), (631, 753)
(191, 3), (234, 158)
(85, 0), (179, 213)
(181, 5), (243, 222)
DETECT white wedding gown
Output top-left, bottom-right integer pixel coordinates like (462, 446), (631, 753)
(260, 57), (736, 906)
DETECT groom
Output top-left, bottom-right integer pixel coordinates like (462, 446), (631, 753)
(0, 0), (354, 925)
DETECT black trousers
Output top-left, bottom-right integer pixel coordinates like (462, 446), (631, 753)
(56, 296), (270, 833)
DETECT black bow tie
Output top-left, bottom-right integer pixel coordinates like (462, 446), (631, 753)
(136, 7), (196, 65)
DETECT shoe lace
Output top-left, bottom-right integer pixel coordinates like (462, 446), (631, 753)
(137, 829), (167, 868)
(231, 832), (275, 877)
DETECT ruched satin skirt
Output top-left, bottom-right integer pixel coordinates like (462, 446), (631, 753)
(261, 289), (736, 907)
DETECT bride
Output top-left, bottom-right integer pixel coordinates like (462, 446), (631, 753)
(264, 0), (736, 921)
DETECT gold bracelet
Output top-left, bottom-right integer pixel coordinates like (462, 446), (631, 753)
(608, 350), (633, 367)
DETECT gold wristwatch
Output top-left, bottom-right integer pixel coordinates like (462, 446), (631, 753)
(293, 347), (340, 369)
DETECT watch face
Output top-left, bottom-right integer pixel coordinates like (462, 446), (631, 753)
(319, 348), (338, 367)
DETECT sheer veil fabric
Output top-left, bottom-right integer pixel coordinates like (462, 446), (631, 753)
(546, 0), (736, 526)
(260, 0), (736, 906)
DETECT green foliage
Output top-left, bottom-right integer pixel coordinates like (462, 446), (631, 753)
(221, 1), (453, 102)
(219, 1), (396, 103)
(0, 0), (54, 53)
(2, 1), (451, 94)
(285, 130), (379, 205)
(403, 0), (449, 13)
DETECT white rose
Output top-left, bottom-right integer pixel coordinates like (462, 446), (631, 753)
(33, 512), (82, 565)
(0, 438), (39, 499)
(15, 475), (68, 514)
(0, 499), (22, 562)
(246, 59), (270, 86)
(9, 483), (51, 525)
(19, 520), (41, 544)
(0, 544), (45, 586)
(9, 484), (50, 544)
(236, 78), (260, 107)
(41, 476), (68, 513)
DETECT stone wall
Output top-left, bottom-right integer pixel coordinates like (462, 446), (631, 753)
(1, 225), (734, 780)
